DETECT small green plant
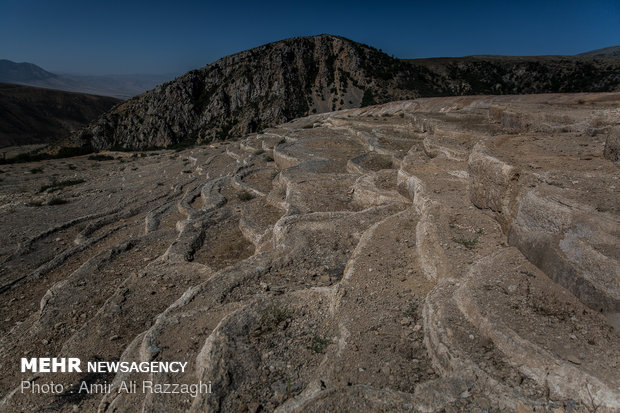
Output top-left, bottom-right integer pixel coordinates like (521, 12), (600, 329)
(48, 197), (68, 205)
(374, 156), (393, 170)
(403, 301), (419, 318)
(88, 154), (114, 161)
(39, 179), (85, 193)
(451, 227), (484, 249)
(265, 155), (274, 162)
(361, 89), (376, 107)
(259, 303), (291, 333)
(238, 191), (255, 202)
(169, 137), (195, 151)
(308, 335), (330, 354)
(452, 234), (479, 249)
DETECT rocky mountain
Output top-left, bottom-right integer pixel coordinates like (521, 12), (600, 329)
(72, 35), (420, 150)
(72, 35), (620, 151)
(579, 45), (620, 57)
(0, 59), (174, 99)
(0, 83), (120, 147)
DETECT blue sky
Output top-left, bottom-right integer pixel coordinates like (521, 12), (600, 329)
(1, 0), (619, 75)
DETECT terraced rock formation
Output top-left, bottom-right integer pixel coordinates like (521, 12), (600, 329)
(0, 92), (619, 412)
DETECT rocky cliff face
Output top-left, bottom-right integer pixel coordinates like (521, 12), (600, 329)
(73, 35), (620, 150)
(75, 35), (416, 150)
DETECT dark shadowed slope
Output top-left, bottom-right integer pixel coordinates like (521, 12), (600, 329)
(0, 83), (120, 147)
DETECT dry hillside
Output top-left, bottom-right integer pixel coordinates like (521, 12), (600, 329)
(0, 83), (120, 147)
(0, 92), (618, 412)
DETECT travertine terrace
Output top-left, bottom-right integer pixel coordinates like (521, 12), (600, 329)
(0, 93), (618, 412)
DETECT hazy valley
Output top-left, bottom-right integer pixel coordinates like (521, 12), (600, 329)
(0, 60), (175, 100)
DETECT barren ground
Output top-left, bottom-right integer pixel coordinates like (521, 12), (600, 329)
(0, 93), (619, 412)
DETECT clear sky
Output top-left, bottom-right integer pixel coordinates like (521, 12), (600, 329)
(1, 0), (619, 75)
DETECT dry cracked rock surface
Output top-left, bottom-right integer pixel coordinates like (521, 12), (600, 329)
(0, 92), (619, 412)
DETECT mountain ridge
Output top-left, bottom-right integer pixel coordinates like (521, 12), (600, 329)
(579, 45), (620, 57)
(72, 34), (416, 149)
(52, 34), (620, 150)
(0, 59), (57, 83)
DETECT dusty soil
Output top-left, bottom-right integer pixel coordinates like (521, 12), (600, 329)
(0, 93), (619, 412)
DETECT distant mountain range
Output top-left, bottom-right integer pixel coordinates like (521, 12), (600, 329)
(579, 45), (620, 57)
(0, 60), (56, 83)
(0, 59), (175, 99)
